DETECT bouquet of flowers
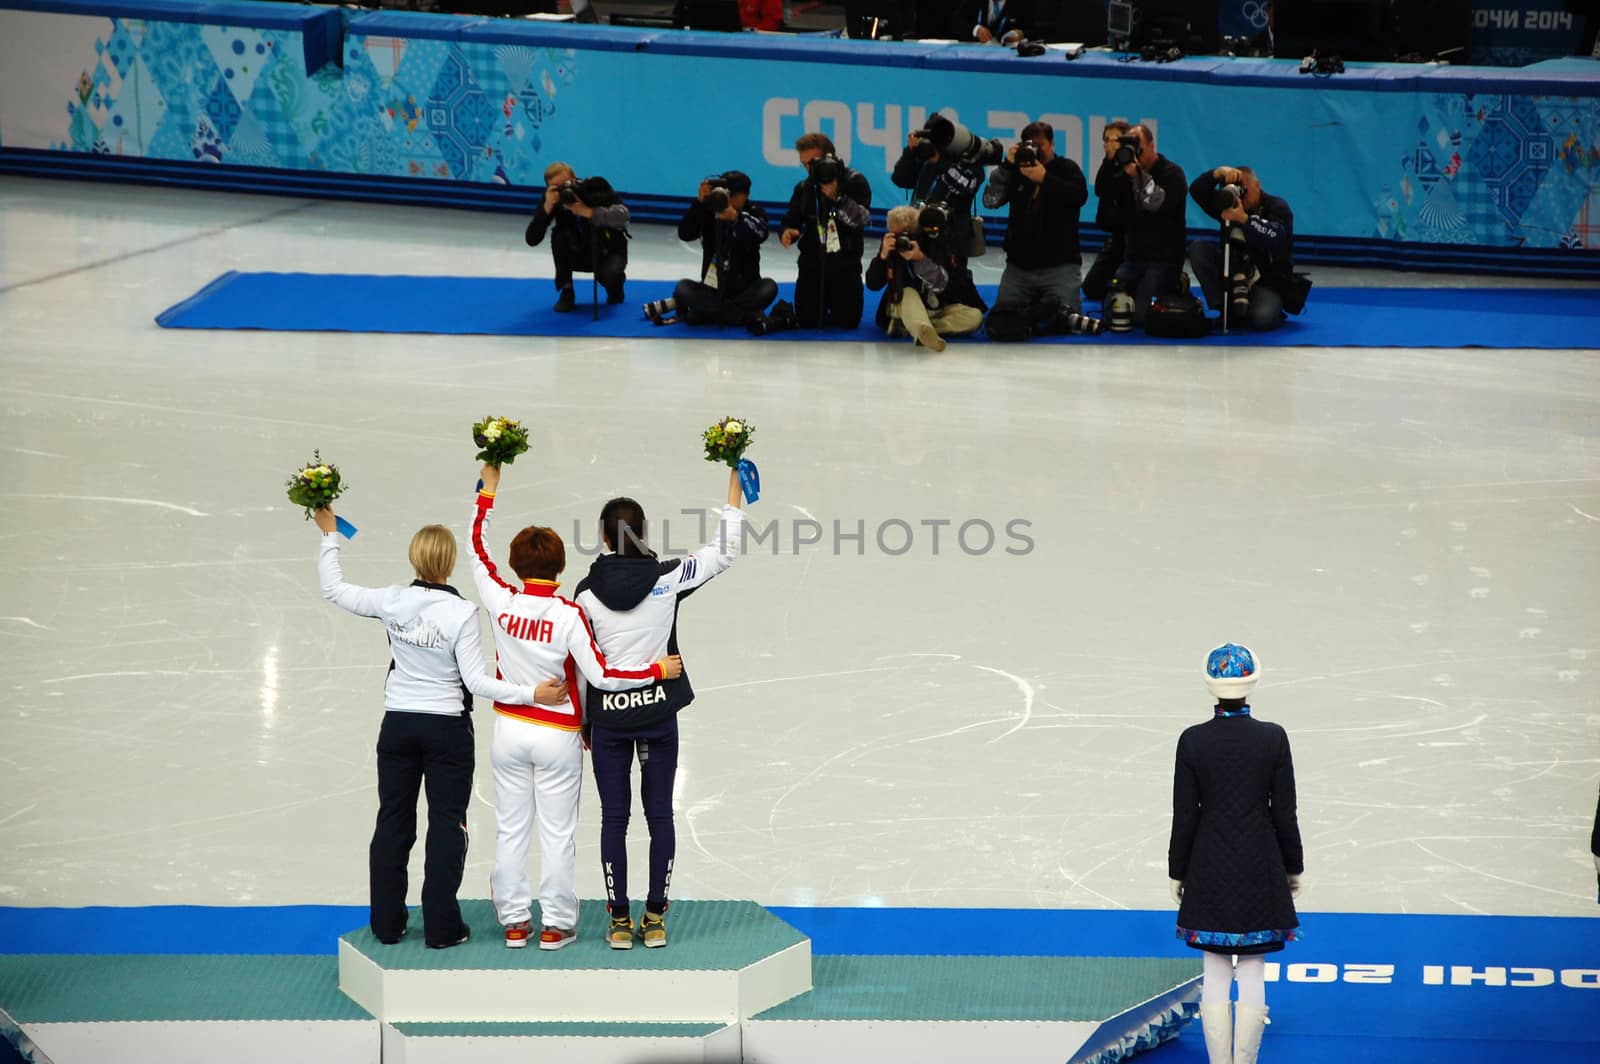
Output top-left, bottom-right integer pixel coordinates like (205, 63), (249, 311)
(285, 451), (346, 518)
(473, 415), (531, 466)
(703, 416), (754, 468)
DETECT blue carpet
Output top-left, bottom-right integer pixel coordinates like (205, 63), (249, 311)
(154, 271), (1600, 349)
(3, 904), (1597, 1051)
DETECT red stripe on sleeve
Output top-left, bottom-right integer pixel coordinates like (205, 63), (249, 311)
(472, 493), (518, 594)
(562, 597), (659, 681)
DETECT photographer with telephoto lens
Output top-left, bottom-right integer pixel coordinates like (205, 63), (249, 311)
(982, 121), (1089, 324)
(892, 113), (992, 267)
(779, 133), (873, 330)
(866, 204), (986, 352)
(642, 171), (777, 330)
(1187, 165), (1297, 331)
(525, 161), (630, 313)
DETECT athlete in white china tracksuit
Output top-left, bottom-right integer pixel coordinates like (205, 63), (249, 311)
(470, 466), (682, 949)
(315, 508), (551, 949)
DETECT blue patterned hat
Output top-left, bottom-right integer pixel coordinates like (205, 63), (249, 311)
(1204, 643), (1259, 699)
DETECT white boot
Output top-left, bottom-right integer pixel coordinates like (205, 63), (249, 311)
(1232, 1002), (1270, 1064)
(1198, 1001), (1233, 1064)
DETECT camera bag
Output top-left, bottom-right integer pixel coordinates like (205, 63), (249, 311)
(1144, 291), (1212, 339)
(984, 306), (1035, 342)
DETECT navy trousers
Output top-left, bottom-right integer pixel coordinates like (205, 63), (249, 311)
(590, 716), (679, 915)
(369, 710), (474, 947)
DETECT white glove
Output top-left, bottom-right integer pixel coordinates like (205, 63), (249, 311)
(1288, 874), (1303, 899)
(1170, 879), (1184, 905)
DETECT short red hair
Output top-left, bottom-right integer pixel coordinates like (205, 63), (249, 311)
(509, 526), (565, 582)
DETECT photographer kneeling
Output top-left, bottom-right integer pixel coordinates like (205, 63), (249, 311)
(524, 161), (629, 313)
(1187, 166), (1298, 331)
(643, 171), (777, 330)
(866, 205), (986, 352)
(982, 121), (1089, 321)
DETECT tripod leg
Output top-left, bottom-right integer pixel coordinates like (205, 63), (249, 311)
(1221, 236), (1230, 334)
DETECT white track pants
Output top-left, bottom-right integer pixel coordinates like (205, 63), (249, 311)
(490, 715), (582, 930)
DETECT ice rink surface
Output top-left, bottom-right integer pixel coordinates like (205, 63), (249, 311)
(1, 177), (1596, 917)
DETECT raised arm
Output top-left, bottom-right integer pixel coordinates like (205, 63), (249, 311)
(673, 470), (746, 595)
(468, 463), (515, 617)
(315, 509), (386, 618)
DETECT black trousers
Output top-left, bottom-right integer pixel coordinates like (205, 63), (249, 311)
(794, 257), (865, 329)
(553, 246), (626, 297)
(674, 277), (778, 326)
(1081, 233), (1125, 303)
(369, 710), (474, 947)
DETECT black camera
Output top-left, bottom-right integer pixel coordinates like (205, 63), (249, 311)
(808, 155), (842, 186)
(916, 202), (949, 242)
(1112, 134), (1140, 168)
(557, 181), (582, 206)
(913, 113), (1005, 168)
(703, 174), (732, 213)
(1014, 141), (1039, 168)
(893, 233), (916, 254)
(1213, 183), (1243, 215)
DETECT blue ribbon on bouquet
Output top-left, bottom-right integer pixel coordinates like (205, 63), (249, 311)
(737, 458), (761, 503)
(335, 515), (359, 539)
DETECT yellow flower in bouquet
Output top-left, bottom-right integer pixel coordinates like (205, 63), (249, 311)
(473, 416), (530, 466)
(703, 416), (754, 468)
(285, 450), (346, 518)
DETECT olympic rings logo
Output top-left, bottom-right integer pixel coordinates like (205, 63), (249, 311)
(1241, 1), (1269, 29)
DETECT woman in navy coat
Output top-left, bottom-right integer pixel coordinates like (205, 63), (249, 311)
(1168, 643), (1302, 1064)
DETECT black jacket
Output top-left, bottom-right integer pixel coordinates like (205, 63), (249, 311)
(1121, 154), (1188, 268)
(1169, 711), (1303, 953)
(865, 245), (986, 329)
(524, 177), (629, 266)
(677, 199), (771, 298)
(982, 153), (1088, 269)
(781, 167), (873, 266)
(1189, 171), (1296, 281)
(890, 149), (986, 256)
(1092, 156), (1131, 234)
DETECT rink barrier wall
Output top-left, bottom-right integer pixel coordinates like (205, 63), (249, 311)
(0, 1), (1598, 277)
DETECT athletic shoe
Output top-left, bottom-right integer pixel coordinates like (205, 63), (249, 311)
(606, 285), (626, 305)
(554, 287), (577, 313)
(504, 920), (532, 949)
(539, 926), (577, 951)
(607, 913), (635, 950)
(427, 924), (471, 950)
(640, 910), (667, 949)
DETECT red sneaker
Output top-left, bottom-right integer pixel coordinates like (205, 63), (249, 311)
(504, 920), (532, 949)
(539, 925), (577, 951)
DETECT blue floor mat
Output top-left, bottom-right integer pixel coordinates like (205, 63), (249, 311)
(154, 271), (1600, 349)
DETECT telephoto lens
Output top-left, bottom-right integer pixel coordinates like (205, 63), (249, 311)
(1063, 312), (1105, 335)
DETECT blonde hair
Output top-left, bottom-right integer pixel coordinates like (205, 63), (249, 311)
(886, 205), (919, 232)
(409, 525), (457, 584)
(544, 161), (575, 184)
